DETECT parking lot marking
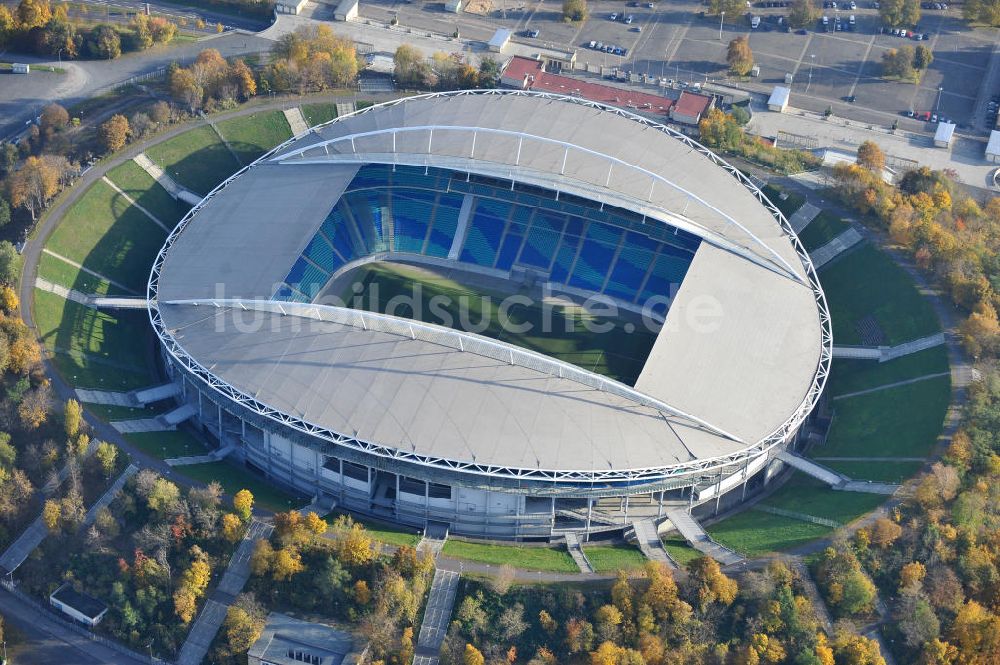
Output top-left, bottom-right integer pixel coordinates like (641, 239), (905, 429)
(847, 33), (877, 98)
(790, 32), (816, 78)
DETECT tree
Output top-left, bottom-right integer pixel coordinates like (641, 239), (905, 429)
(709, 0), (746, 16)
(170, 67), (203, 110)
(870, 517), (902, 548)
(0, 198), (10, 229)
(99, 114), (129, 153)
(0, 7), (14, 49)
(17, 0), (52, 29)
(687, 556), (738, 611)
(39, 104), (69, 135)
(63, 399), (82, 439)
(464, 644), (485, 665)
(727, 36), (754, 76)
(221, 513), (242, 542)
(880, 0), (920, 25)
(964, 0), (1000, 25)
(174, 546), (211, 623)
(914, 44), (933, 70)
(249, 538), (274, 576)
(130, 14), (153, 50)
(42, 498), (60, 531)
(394, 44), (432, 89)
(303, 511), (326, 536)
(18, 382), (51, 429)
(789, 0), (819, 27)
(882, 46), (916, 80)
(233, 488), (253, 520)
(229, 59), (257, 100)
(8, 155), (61, 220)
(224, 594), (266, 654)
(147, 477), (180, 514)
(563, 0), (588, 21)
(95, 441), (117, 478)
(857, 140), (885, 172)
(87, 24), (121, 59)
(149, 17), (176, 44)
(0, 242), (21, 285)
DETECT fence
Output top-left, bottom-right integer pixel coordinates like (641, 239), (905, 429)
(754, 505), (841, 528)
(0, 579), (166, 664)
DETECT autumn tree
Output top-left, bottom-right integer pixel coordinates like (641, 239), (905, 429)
(8, 155), (62, 219)
(146, 477), (180, 514)
(464, 644), (485, 665)
(233, 488), (253, 520)
(563, 0), (588, 21)
(727, 37), (754, 76)
(18, 382), (51, 429)
(17, 0), (52, 29)
(224, 593), (266, 654)
(95, 441), (117, 478)
(63, 399), (82, 439)
(882, 46), (916, 80)
(857, 141), (886, 172)
(221, 512), (242, 542)
(880, 0), (920, 26)
(686, 556), (738, 611)
(963, 0), (1000, 25)
(39, 103), (69, 136)
(42, 498), (60, 531)
(709, 0), (746, 16)
(789, 0), (819, 27)
(249, 538), (274, 576)
(170, 67), (203, 110)
(86, 24), (121, 59)
(329, 515), (376, 567)
(174, 546), (211, 623)
(0, 242), (21, 286)
(99, 114), (130, 153)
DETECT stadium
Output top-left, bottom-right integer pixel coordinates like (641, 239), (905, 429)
(147, 90), (831, 540)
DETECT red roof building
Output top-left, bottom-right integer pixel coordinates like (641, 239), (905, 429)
(499, 56), (675, 117)
(670, 90), (714, 126)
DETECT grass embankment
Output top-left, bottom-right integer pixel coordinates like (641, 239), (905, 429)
(106, 160), (191, 226)
(301, 102), (338, 127)
(582, 544), (647, 572)
(323, 510), (421, 548)
(145, 124), (240, 195)
(440, 540), (579, 573)
(125, 431), (207, 459)
(215, 110), (293, 165)
(176, 461), (305, 512)
(798, 211), (851, 251)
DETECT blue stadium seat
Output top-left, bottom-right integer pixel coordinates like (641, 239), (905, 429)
(549, 218), (584, 283)
(640, 246), (697, 307)
(425, 193), (463, 258)
(391, 190), (435, 254)
(459, 199), (509, 267)
(568, 222), (621, 291)
(322, 206), (359, 263)
(284, 256), (330, 300)
(495, 229), (523, 271)
(302, 234), (343, 274)
(604, 231), (658, 302)
(518, 212), (564, 270)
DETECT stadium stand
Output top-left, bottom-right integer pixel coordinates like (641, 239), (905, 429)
(276, 165), (702, 311)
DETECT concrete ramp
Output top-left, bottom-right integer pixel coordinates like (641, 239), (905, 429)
(133, 153), (202, 206)
(162, 403), (197, 426)
(416, 569), (460, 662)
(335, 102), (355, 117)
(112, 418), (173, 433)
(629, 518), (676, 567)
(777, 451), (848, 486)
(283, 107), (309, 135)
(810, 228), (863, 268)
(832, 346), (883, 360)
(664, 508), (743, 566)
(75, 388), (135, 406)
(564, 532), (594, 573)
(788, 202), (820, 233)
(133, 382), (181, 405)
(837, 481), (900, 495)
(91, 297), (147, 309)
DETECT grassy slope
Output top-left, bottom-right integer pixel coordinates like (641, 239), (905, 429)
(798, 211), (850, 251)
(37, 252), (128, 296)
(301, 102), (338, 127)
(178, 461), (305, 512)
(762, 184), (806, 218)
(45, 179), (166, 292)
(662, 538), (700, 566)
(708, 510), (833, 557)
(819, 243), (940, 346)
(821, 460), (925, 483)
(758, 474), (886, 524)
(215, 110), (292, 165)
(145, 124), (240, 195)
(323, 510), (421, 548)
(33, 289), (152, 390)
(440, 540), (578, 573)
(820, 375), (951, 458)
(827, 345), (950, 396)
(350, 262), (657, 384)
(125, 431), (207, 459)
(583, 544), (648, 572)
(106, 160), (191, 226)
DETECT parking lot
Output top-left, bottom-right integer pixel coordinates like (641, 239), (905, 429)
(361, 0), (1000, 134)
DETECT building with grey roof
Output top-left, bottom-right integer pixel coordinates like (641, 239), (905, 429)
(148, 90), (831, 539)
(247, 613), (361, 665)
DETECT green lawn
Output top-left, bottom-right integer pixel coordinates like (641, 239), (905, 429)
(33, 289), (152, 389)
(762, 184), (806, 218)
(582, 544), (647, 572)
(37, 253), (129, 296)
(758, 474), (886, 524)
(106, 160), (191, 226)
(798, 211), (850, 251)
(820, 460), (925, 483)
(145, 125), (240, 195)
(708, 510), (834, 557)
(440, 540), (579, 573)
(301, 102), (338, 127)
(827, 345), (950, 397)
(216, 111), (292, 165)
(85, 403), (166, 422)
(349, 263), (657, 384)
(323, 510), (421, 548)
(125, 431), (207, 459)
(176, 461), (305, 512)
(820, 375), (951, 458)
(44, 179), (167, 292)
(819, 243), (941, 346)
(662, 538), (701, 566)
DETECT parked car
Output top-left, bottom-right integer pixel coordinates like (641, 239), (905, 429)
(609, 12), (617, 20)
(751, 14), (760, 27)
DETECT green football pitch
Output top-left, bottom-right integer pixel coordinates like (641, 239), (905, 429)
(337, 262), (658, 385)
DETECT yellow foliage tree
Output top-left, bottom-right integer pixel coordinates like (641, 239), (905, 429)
(271, 546), (304, 581)
(464, 644), (485, 665)
(233, 489), (253, 521)
(221, 513), (242, 543)
(42, 498), (60, 532)
(249, 539), (274, 577)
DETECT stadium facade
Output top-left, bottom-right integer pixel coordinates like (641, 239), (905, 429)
(148, 90), (831, 539)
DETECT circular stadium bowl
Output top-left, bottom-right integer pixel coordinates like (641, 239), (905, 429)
(148, 90), (831, 539)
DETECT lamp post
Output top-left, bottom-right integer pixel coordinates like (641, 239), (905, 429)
(806, 54), (815, 92)
(719, 11), (725, 40)
(936, 86), (944, 112)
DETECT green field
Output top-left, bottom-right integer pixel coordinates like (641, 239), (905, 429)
(582, 544), (647, 572)
(798, 211), (850, 251)
(440, 540), (578, 573)
(348, 263), (657, 384)
(85, 403), (166, 422)
(662, 538), (700, 566)
(125, 430), (206, 459)
(106, 160), (191, 227)
(33, 289), (152, 389)
(145, 125), (240, 195)
(37, 253), (128, 296)
(216, 111), (293, 165)
(301, 102), (338, 127)
(323, 510), (421, 548)
(758, 475), (886, 524)
(177, 461), (305, 512)
(762, 184), (806, 218)
(708, 510), (833, 557)
(819, 243), (941, 346)
(820, 460), (924, 483)
(827, 345), (950, 397)
(820, 375), (950, 458)
(45, 180), (167, 292)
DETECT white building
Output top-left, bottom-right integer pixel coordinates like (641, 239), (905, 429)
(986, 130), (1000, 163)
(768, 86), (790, 113)
(934, 122), (956, 148)
(49, 584), (108, 627)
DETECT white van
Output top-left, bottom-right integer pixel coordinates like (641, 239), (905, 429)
(751, 15), (761, 27)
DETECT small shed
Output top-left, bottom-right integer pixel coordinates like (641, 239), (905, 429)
(489, 28), (513, 53)
(248, 612), (363, 665)
(934, 122), (956, 148)
(767, 86), (790, 113)
(334, 0), (359, 21)
(986, 130), (1000, 163)
(670, 91), (713, 126)
(49, 584), (108, 627)
(275, 0), (308, 13)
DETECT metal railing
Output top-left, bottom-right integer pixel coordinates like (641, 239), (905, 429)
(147, 89), (833, 486)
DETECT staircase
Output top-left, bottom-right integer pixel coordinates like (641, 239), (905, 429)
(776, 451), (848, 486)
(664, 509), (743, 566)
(628, 518), (676, 567)
(563, 532), (594, 573)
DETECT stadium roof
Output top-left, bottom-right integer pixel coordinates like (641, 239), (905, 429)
(152, 91), (828, 481)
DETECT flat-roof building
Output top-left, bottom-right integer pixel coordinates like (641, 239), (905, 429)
(49, 584), (108, 627)
(934, 122), (956, 148)
(768, 86), (790, 113)
(248, 613), (362, 665)
(670, 90), (713, 126)
(488, 28), (512, 52)
(987, 130), (1000, 163)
